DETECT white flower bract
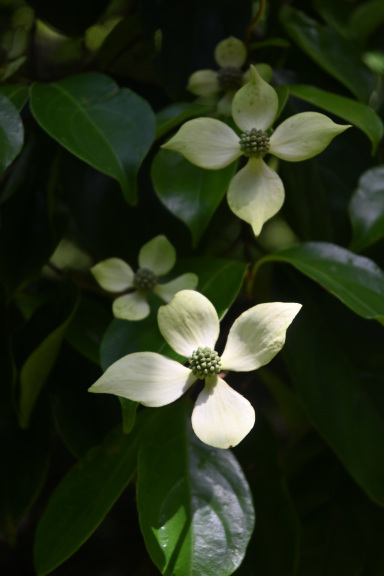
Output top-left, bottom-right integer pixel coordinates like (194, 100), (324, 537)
(89, 290), (302, 449)
(91, 235), (198, 321)
(164, 66), (351, 236)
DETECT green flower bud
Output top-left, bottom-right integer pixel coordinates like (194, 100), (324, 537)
(188, 346), (221, 380)
(133, 268), (157, 291)
(239, 128), (270, 158)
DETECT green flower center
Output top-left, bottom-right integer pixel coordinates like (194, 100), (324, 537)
(133, 268), (157, 291)
(218, 66), (243, 92)
(188, 346), (222, 380)
(239, 128), (270, 158)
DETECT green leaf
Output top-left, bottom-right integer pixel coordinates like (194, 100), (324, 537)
(288, 84), (383, 154)
(155, 102), (213, 140)
(256, 242), (384, 324)
(19, 291), (79, 428)
(281, 7), (375, 102)
(0, 84), (29, 111)
(29, 73), (155, 204)
(151, 149), (238, 246)
(0, 92), (24, 175)
(34, 416), (150, 576)
(283, 278), (384, 505)
(349, 166), (384, 252)
(137, 400), (255, 576)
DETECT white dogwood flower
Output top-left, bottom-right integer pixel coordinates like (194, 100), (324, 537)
(91, 236), (198, 321)
(164, 65), (350, 236)
(89, 290), (301, 449)
(187, 36), (272, 116)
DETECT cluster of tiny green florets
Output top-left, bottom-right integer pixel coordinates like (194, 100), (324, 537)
(239, 128), (270, 158)
(218, 66), (243, 92)
(133, 268), (157, 291)
(188, 346), (222, 380)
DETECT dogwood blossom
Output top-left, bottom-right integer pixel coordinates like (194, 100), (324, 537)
(187, 36), (272, 116)
(163, 65), (350, 236)
(89, 290), (301, 449)
(91, 235), (198, 321)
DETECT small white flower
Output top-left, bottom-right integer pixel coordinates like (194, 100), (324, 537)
(187, 36), (272, 116)
(89, 290), (301, 449)
(164, 66), (351, 236)
(91, 236), (198, 321)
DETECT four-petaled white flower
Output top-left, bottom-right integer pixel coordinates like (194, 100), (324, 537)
(187, 36), (272, 116)
(89, 290), (301, 449)
(164, 65), (351, 236)
(91, 235), (198, 321)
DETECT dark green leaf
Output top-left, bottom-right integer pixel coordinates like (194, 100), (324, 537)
(289, 84), (383, 153)
(0, 399), (52, 544)
(30, 73), (155, 204)
(281, 7), (375, 102)
(349, 166), (384, 252)
(65, 296), (111, 364)
(155, 102), (213, 140)
(137, 400), (255, 576)
(0, 84), (29, 111)
(119, 398), (138, 434)
(257, 242), (384, 324)
(152, 150), (237, 246)
(19, 291), (79, 428)
(348, 0), (384, 42)
(34, 416), (150, 576)
(235, 418), (300, 576)
(283, 280), (384, 505)
(0, 92), (24, 175)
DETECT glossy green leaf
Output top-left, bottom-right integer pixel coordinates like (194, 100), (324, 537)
(34, 417), (150, 576)
(283, 281), (384, 505)
(30, 73), (155, 204)
(256, 242), (384, 324)
(19, 293), (79, 428)
(281, 7), (375, 102)
(152, 149), (238, 246)
(0, 84), (29, 111)
(137, 400), (255, 576)
(155, 102), (213, 140)
(289, 84), (383, 153)
(0, 92), (24, 175)
(349, 166), (384, 252)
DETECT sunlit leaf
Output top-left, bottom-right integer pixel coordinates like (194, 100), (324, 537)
(137, 400), (255, 576)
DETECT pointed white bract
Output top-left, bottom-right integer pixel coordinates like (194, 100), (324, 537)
(89, 290), (302, 449)
(91, 236), (198, 321)
(164, 65), (350, 236)
(158, 290), (219, 357)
